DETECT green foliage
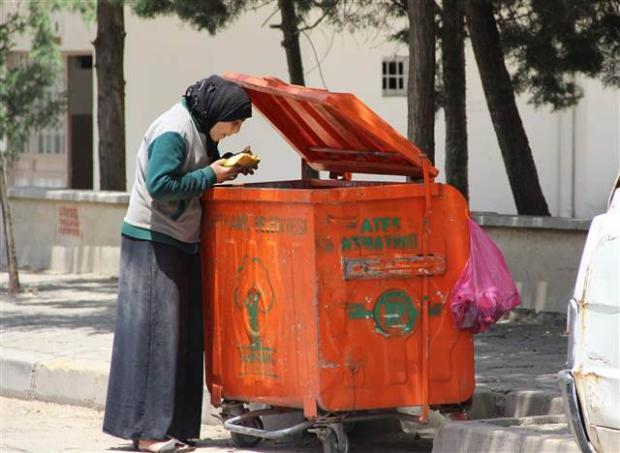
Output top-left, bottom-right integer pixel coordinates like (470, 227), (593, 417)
(0, 1), (67, 160)
(330, 0), (406, 38)
(55, 0), (97, 22)
(387, 0), (619, 111)
(131, 0), (251, 34)
(131, 0), (346, 36)
(496, 0), (620, 109)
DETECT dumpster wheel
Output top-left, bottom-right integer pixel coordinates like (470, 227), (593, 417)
(230, 416), (263, 448)
(314, 424), (349, 453)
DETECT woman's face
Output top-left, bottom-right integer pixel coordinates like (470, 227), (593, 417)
(209, 119), (244, 142)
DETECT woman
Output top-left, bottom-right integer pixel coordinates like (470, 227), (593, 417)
(103, 75), (253, 453)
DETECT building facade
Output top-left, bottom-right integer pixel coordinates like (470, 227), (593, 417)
(4, 4), (619, 219)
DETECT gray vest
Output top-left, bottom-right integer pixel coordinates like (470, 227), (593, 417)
(125, 102), (210, 243)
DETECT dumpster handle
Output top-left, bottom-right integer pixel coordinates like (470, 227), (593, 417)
(327, 214), (359, 226)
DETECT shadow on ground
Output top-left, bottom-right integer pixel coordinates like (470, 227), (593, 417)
(0, 276), (118, 335)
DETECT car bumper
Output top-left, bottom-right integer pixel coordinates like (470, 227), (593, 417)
(558, 369), (596, 453)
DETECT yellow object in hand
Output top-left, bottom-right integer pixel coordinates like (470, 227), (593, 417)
(222, 146), (261, 168)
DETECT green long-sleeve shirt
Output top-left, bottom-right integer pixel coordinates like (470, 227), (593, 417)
(123, 101), (217, 253)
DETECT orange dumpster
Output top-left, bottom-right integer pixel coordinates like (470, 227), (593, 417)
(201, 73), (474, 452)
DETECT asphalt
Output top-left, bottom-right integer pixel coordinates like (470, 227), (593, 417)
(0, 271), (578, 452)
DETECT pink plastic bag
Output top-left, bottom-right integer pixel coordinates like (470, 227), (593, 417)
(450, 219), (521, 333)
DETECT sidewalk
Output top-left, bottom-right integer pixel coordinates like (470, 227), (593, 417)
(0, 271), (577, 451)
(1, 272), (116, 410)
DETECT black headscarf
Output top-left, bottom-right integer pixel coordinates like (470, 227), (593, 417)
(183, 75), (252, 157)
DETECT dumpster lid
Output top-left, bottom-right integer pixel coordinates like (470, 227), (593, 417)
(223, 73), (438, 178)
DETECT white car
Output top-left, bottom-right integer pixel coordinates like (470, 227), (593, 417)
(559, 173), (620, 452)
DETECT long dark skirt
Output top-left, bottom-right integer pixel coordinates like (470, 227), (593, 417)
(103, 235), (204, 441)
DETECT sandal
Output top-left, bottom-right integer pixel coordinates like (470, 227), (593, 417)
(176, 438), (197, 448)
(132, 437), (194, 453)
(170, 439), (195, 453)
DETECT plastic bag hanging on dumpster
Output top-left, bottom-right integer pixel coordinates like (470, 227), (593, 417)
(450, 219), (521, 333)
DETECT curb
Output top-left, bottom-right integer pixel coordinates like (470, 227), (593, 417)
(470, 388), (565, 419)
(432, 415), (579, 453)
(0, 348), (566, 433)
(1, 348), (108, 410)
(0, 348), (220, 424)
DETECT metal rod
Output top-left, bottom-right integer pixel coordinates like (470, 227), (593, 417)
(223, 408), (423, 440)
(224, 413), (313, 440)
(421, 158), (432, 422)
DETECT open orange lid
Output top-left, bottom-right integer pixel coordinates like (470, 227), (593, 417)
(223, 73), (438, 178)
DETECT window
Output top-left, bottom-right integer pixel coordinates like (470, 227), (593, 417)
(382, 56), (408, 97)
(78, 55), (93, 69)
(34, 68), (66, 155)
(7, 52), (66, 155)
(36, 128), (65, 154)
(8, 52), (28, 67)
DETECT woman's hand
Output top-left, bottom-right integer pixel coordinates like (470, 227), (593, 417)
(210, 159), (243, 183)
(239, 165), (257, 176)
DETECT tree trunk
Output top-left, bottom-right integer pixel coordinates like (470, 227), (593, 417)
(94, 0), (126, 191)
(0, 155), (21, 294)
(407, 0), (436, 164)
(277, 0), (318, 179)
(465, 0), (550, 215)
(441, 0), (468, 200)
(278, 0), (305, 86)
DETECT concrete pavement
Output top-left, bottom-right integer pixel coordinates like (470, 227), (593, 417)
(1, 272), (114, 409)
(0, 271), (578, 451)
(1, 396), (435, 452)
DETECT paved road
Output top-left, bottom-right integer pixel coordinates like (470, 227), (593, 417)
(0, 272), (571, 452)
(1, 272), (568, 400)
(475, 315), (567, 394)
(0, 397), (433, 453)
